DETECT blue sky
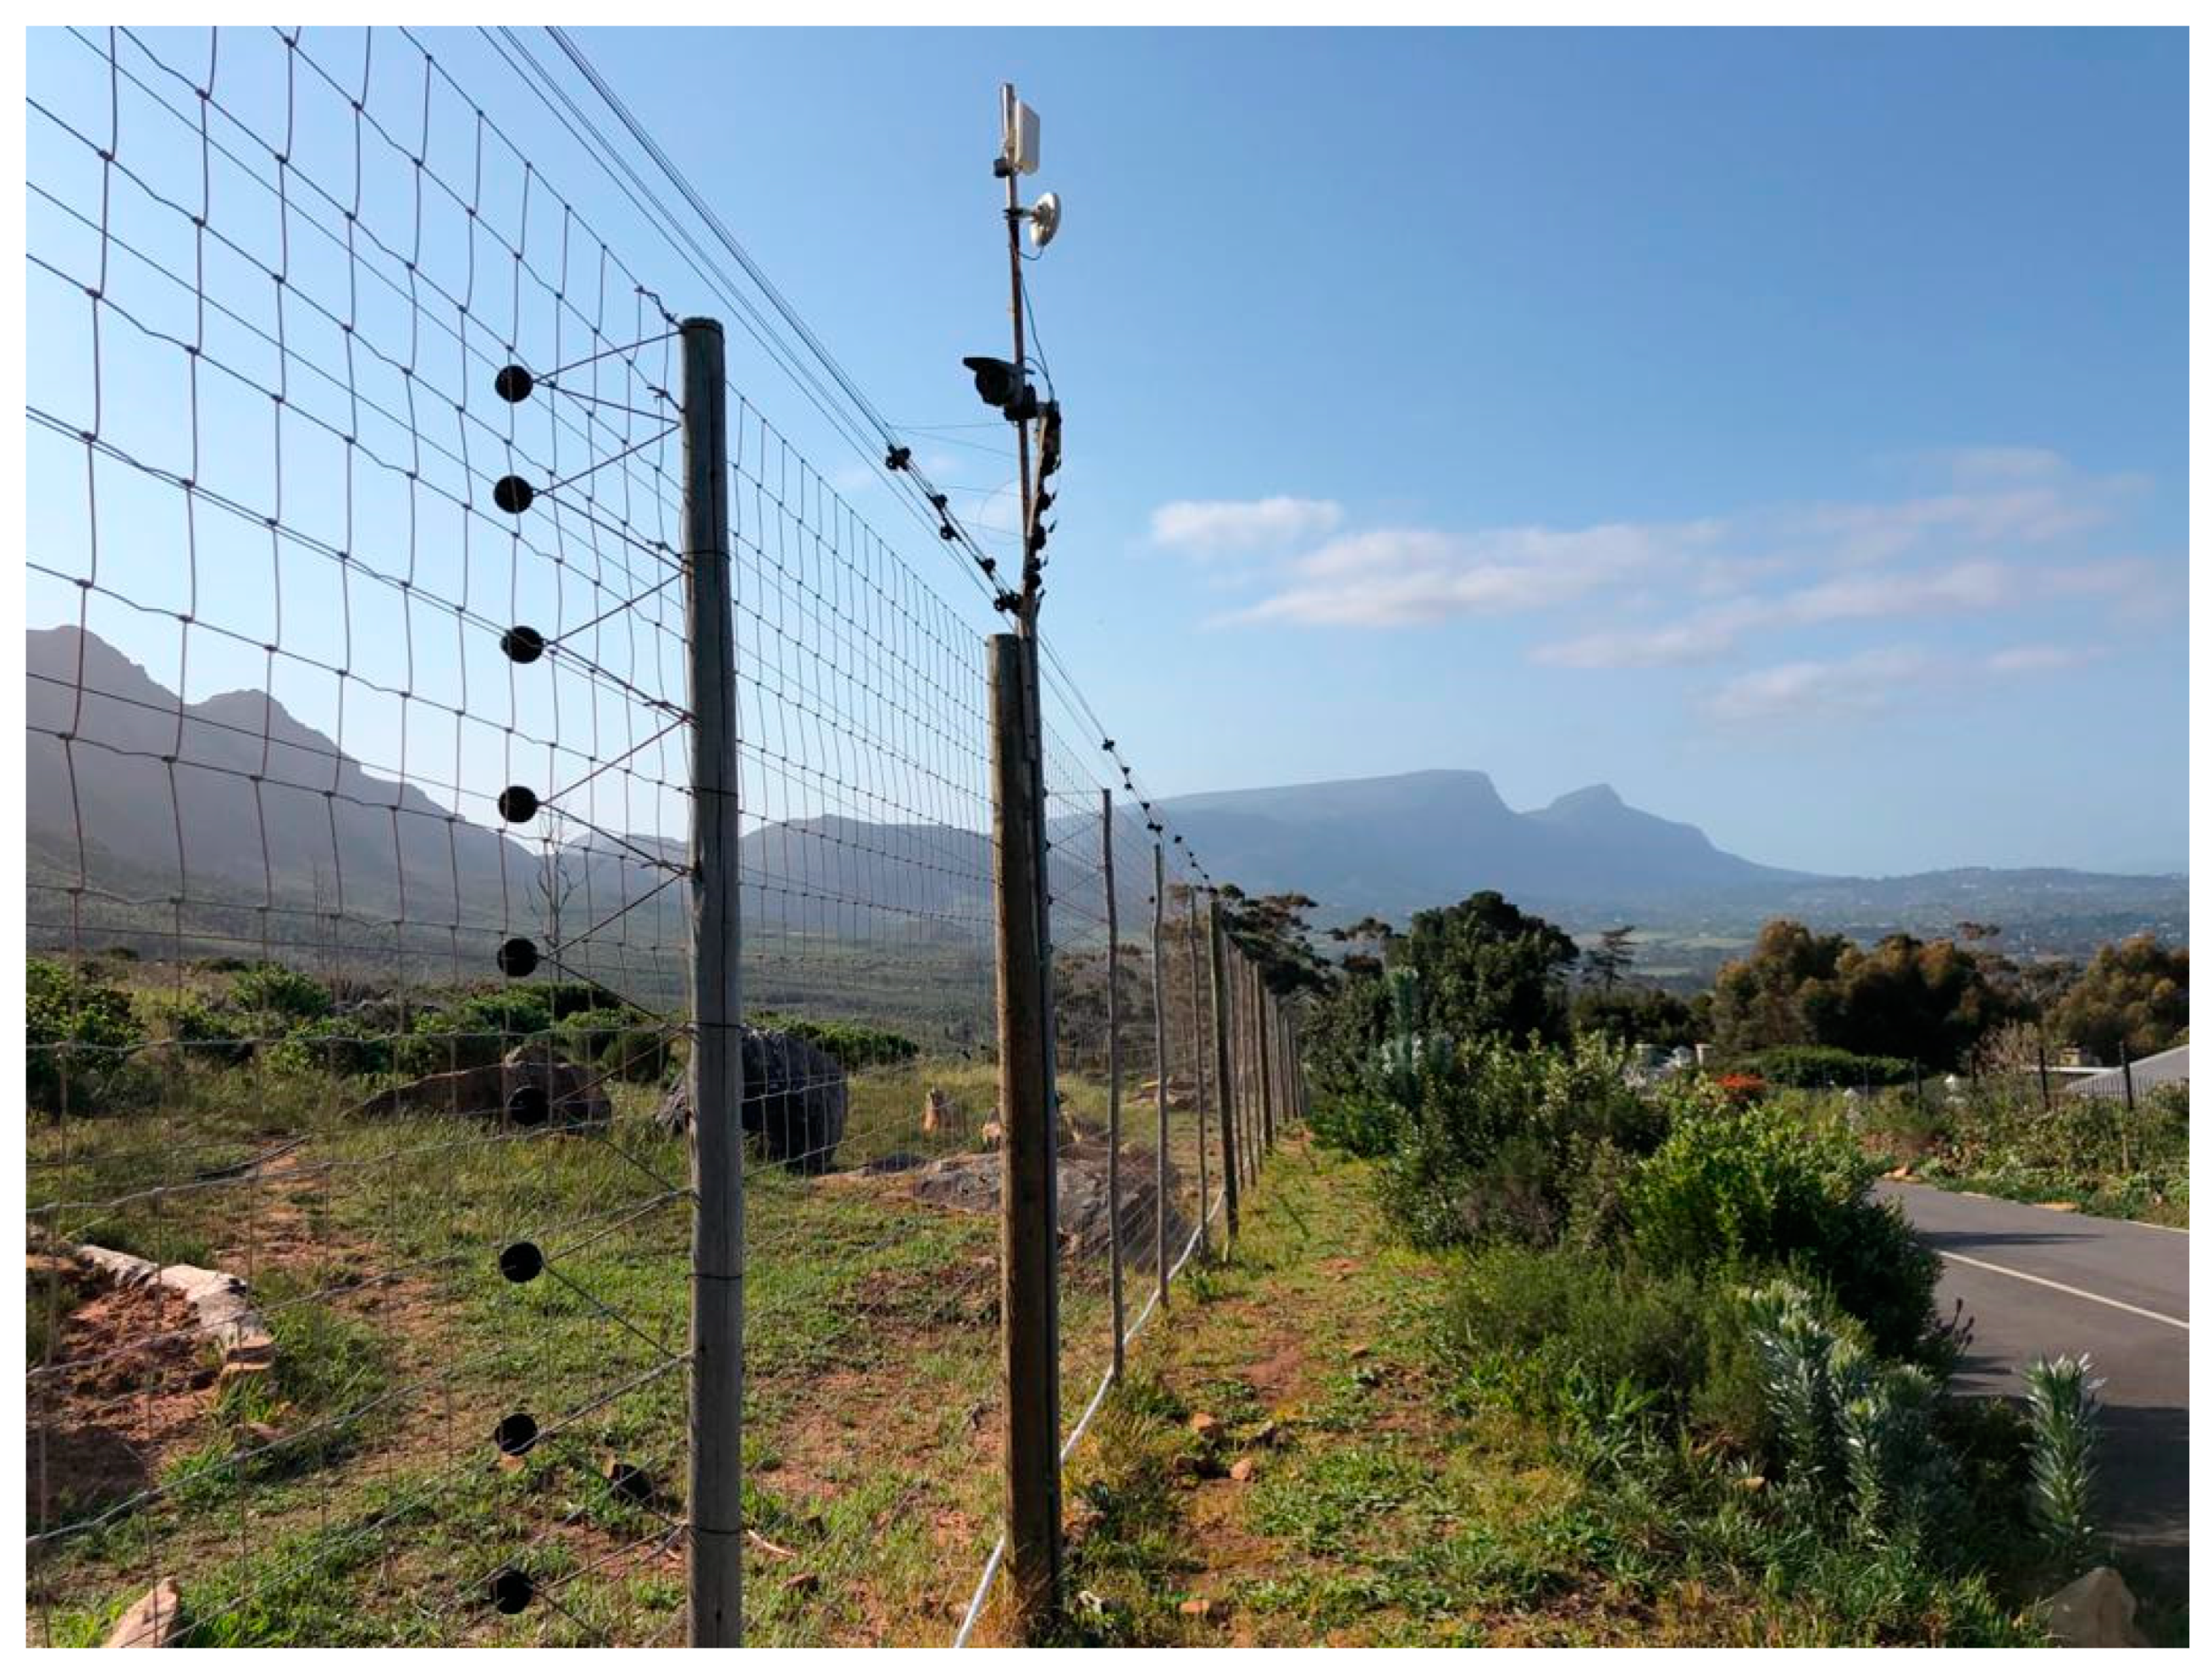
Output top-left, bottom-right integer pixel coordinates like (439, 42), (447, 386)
(25, 26), (2188, 877)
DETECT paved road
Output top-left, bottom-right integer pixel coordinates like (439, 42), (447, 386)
(1876, 1181), (2188, 1588)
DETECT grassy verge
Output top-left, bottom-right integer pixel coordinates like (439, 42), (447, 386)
(27, 1043), (1157, 1647)
(1059, 1136), (2144, 1648)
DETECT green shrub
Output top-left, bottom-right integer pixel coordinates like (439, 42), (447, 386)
(752, 1012), (919, 1071)
(558, 1006), (673, 1083)
(2021, 1355), (2104, 1574)
(1626, 1091), (1938, 1361)
(1740, 1281), (1961, 1550)
(28, 956), (147, 1113)
(1738, 1045), (1917, 1089)
(267, 1016), (394, 1080)
(1440, 1244), (1767, 1450)
(1306, 1093), (1402, 1158)
(229, 963), (333, 1022)
(161, 996), (257, 1068)
(393, 988), (563, 1077)
(1375, 1032), (1666, 1249)
(1302, 968), (1392, 1099)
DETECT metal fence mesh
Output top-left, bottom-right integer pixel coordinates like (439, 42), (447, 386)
(25, 24), (1296, 1650)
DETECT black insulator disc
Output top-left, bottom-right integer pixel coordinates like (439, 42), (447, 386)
(496, 785), (539, 824)
(884, 445), (910, 471)
(492, 475), (534, 515)
(495, 936), (539, 978)
(498, 1241), (544, 1284)
(489, 1568), (534, 1615)
(937, 522), (955, 540)
(493, 1412), (539, 1456)
(506, 1084), (550, 1128)
(500, 625), (545, 665)
(494, 363), (534, 404)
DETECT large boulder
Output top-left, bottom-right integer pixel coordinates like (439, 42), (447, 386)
(351, 1044), (611, 1130)
(655, 1028), (847, 1174)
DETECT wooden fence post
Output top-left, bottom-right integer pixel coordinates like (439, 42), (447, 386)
(677, 318), (747, 1649)
(1151, 844), (1170, 1311)
(990, 633), (1059, 1638)
(1208, 895), (1241, 1242)
(1186, 892), (1211, 1257)
(1101, 789), (1123, 1384)
(1265, 973), (1282, 1158)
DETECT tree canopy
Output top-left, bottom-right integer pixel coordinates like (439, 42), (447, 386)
(1393, 890), (1579, 1046)
(2046, 933), (2187, 1063)
(1710, 920), (2024, 1070)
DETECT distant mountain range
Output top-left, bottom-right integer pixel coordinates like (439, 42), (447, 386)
(1148, 770), (2185, 931)
(1153, 770), (1810, 920)
(25, 628), (2186, 972)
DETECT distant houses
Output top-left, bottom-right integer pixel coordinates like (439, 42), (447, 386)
(2064, 1043), (2188, 1102)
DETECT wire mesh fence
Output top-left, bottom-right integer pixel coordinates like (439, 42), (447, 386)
(26, 21), (699, 1647)
(24, 24), (1303, 1650)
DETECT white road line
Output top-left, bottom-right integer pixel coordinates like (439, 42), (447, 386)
(1933, 1247), (2189, 1332)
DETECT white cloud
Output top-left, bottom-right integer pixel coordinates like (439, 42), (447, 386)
(1532, 559), (2010, 668)
(1701, 647), (1935, 726)
(1235, 521), (1704, 628)
(1986, 643), (2106, 675)
(1698, 635), (2107, 727)
(1149, 496), (1343, 558)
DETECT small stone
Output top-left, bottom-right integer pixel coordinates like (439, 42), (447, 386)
(1347, 1344), (1372, 1360)
(1188, 1412), (1223, 1441)
(1179, 1596), (1218, 1621)
(1229, 1456), (1257, 1483)
(2037, 1202), (2081, 1214)
(2040, 1566), (2147, 1649)
(1734, 1474), (1767, 1493)
(105, 1578), (182, 1648)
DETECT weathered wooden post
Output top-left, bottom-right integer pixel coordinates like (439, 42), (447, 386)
(1265, 968), (1282, 1150)
(990, 633), (1059, 1638)
(1186, 892), (1211, 1256)
(1151, 844), (1170, 1311)
(1208, 894), (1240, 1242)
(680, 318), (744, 1649)
(1101, 789), (1124, 1383)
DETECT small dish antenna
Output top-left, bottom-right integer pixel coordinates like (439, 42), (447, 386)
(1029, 192), (1062, 251)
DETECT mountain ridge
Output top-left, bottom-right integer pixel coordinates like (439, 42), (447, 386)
(24, 628), (2184, 964)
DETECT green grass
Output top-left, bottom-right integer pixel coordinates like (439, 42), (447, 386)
(1056, 1136), (2080, 1648)
(23, 1032), (1106, 1647)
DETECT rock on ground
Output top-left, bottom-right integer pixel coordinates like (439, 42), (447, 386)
(351, 1045), (612, 1130)
(2038, 1566), (2148, 1649)
(654, 1029), (848, 1174)
(900, 1140), (1188, 1261)
(103, 1577), (182, 1647)
(71, 1244), (274, 1381)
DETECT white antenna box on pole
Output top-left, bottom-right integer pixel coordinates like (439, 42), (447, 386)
(1001, 85), (1041, 175)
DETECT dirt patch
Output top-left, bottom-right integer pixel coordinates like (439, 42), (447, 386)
(25, 1251), (217, 1538)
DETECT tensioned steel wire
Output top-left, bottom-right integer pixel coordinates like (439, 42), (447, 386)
(26, 23), (1288, 1650)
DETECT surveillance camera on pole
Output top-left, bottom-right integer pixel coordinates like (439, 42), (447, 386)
(960, 355), (1038, 423)
(982, 83), (1065, 634)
